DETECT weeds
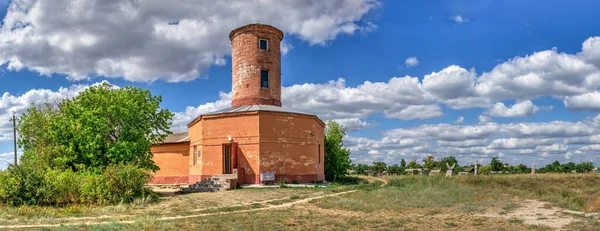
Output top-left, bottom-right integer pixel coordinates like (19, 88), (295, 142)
(501, 203), (520, 214)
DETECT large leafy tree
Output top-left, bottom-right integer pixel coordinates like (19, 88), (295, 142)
(18, 83), (173, 172)
(372, 161), (387, 173)
(387, 164), (404, 175)
(407, 160), (421, 169)
(576, 162), (595, 173)
(490, 157), (504, 171)
(422, 155), (436, 170)
(438, 156), (458, 172)
(354, 163), (370, 175)
(324, 121), (352, 182)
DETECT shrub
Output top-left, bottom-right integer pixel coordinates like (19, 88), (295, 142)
(277, 178), (289, 188)
(334, 176), (365, 185)
(0, 164), (152, 206)
(94, 164), (153, 205)
(0, 164), (46, 206)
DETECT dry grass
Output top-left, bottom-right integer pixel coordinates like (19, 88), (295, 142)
(0, 187), (339, 225)
(456, 174), (600, 212)
(1, 174), (599, 230)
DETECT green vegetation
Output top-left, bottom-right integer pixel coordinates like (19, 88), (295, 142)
(17, 82), (173, 172)
(458, 174), (600, 212)
(351, 155), (597, 175)
(491, 157), (504, 171)
(0, 83), (173, 206)
(1, 174), (599, 230)
(0, 164), (152, 206)
(538, 160), (596, 173)
(422, 155), (436, 170)
(324, 120), (352, 182)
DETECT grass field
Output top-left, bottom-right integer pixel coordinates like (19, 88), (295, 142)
(1, 174), (599, 230)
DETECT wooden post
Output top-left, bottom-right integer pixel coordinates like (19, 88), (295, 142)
(10, 111), (17, 166)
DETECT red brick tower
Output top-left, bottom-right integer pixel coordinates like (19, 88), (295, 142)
(229, 24), (284, 107)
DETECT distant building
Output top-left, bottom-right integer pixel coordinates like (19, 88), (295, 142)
(462, 167), (475, 174)
(429, 169), (441, 175)
(405, 169), (423, 175)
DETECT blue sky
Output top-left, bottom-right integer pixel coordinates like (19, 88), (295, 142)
(1, 0), (600, 169)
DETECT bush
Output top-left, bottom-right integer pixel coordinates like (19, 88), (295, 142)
(334, 176), (365, 185)
(0, 164), (152, 206)
(93, 164), (153, 204)
(0, 164), (46, 206)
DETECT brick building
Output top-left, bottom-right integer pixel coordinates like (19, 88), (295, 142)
(150, 24), (325, 185)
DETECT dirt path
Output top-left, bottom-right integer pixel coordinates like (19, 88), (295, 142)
(0, 190), (358, 229)
(362, 176), (388, 186)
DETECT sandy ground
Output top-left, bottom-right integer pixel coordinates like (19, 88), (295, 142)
(480, 199), (576, 230)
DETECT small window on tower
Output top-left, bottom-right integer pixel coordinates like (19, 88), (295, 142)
(259, 39), (268, 50)
(261, 70), (269, 88)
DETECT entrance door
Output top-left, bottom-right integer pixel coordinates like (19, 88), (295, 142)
(223, 144), (232, 174)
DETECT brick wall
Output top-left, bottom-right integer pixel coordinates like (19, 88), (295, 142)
(230, 24), (283, 107)
(150, 142), (190, 184)
(258, 112), (325, 183)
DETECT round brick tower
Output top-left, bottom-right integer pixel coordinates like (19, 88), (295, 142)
(229, 24), (284, 107)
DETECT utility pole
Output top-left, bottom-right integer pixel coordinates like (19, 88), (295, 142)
(9, 111), (17, 166)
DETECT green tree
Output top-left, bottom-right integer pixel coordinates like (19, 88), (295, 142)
(354, 163), (370, 175)
(422, 155), (436, 170)
(490, 157), (504, 171)
(479, 164), (492, 174)
(514, 163), (529, 174)
(387, 164), (404, 174)
(407, 160), (421, 169)
(549, 161), (562, 172)
(400, 159), (407, 168)
(17, 82), (173, 172)
(372, 161), (387, 173)
(1, 83), (170, 206)
(576, 162), (595, 173)
(563, 162), (577, 172)
(324, 121), (352, 182)
(438, 156), (458, 172)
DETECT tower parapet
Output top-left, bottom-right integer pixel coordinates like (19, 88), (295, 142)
(229, 24), (283, 107)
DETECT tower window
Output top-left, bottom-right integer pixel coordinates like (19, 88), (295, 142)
(261, 70), (269, 88)
(259, 39), (268, 50)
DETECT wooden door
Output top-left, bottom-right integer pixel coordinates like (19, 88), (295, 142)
(223, 144), (232, 174)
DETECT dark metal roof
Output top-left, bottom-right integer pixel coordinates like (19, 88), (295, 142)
(187, 105), (324, 128)
(162, 132), (189, 144)
(202, 105), (316, 117)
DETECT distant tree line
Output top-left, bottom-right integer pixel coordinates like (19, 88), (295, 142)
(351, 155), (597, 175)
(323, 122), (596, 181)
(537, 160), (595, 173)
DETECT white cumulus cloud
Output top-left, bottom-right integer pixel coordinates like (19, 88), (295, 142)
(0, 0), (380, 82)
(485, 100), (540, 117)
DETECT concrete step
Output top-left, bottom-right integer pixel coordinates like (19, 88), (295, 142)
(176, 177), (231, 194)
(211, 174), (238, 179)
